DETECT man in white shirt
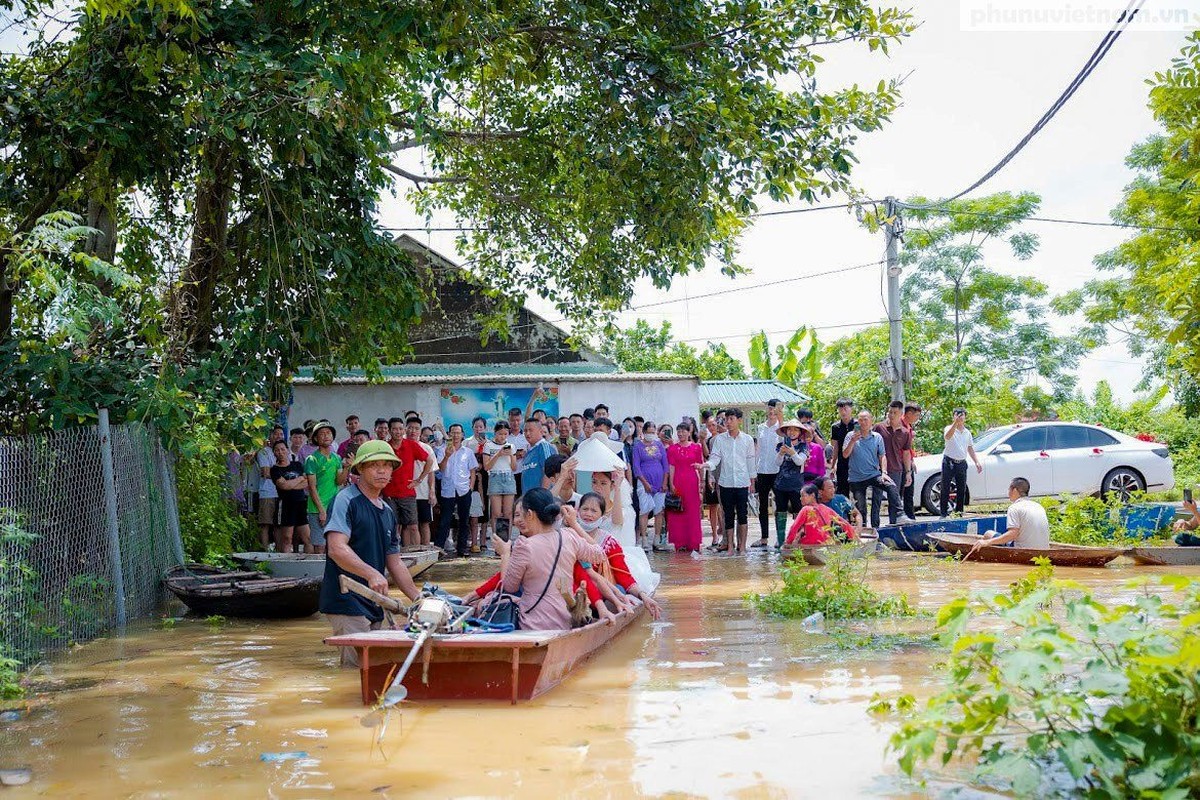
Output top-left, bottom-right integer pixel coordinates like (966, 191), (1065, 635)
(941, 408), (984, 517)
(752, 399), (784, 549)
(697, 407), (757, 554)
(437, 423), (477, 557)
(256, 425), (285, 549)
(970, 477), (1051, 552)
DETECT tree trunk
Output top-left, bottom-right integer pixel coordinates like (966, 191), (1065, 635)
(178, 142), (235, 353)
(84, 176), (118, 265)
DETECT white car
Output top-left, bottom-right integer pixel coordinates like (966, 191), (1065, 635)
(913, 421), (1175, 516)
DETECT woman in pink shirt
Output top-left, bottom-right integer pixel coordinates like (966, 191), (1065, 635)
(500, 488), (605, 631)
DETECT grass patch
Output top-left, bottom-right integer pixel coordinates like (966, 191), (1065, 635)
(748, 546), (916, 620)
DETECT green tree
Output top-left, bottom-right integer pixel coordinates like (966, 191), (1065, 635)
(604, 319), (746, 380)
(0, 0), (916, 442)
(1077, 33), (1200, 401)
(898, 191), (1097, 395)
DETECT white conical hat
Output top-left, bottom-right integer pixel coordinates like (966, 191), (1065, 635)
(573, 435), (627, 472)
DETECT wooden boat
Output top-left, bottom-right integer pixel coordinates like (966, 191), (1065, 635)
(164, 564), (321, 618)
(326, 604), (647, 705)
(928, 533), (1123, 568)
(782, 537), (879, 566)
(877, 515), (1008, 552)
(231, 545), (441, 581)
(1126, 546), (1200, 566)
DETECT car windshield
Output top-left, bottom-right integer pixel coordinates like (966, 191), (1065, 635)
(973, 426), (1012, 452)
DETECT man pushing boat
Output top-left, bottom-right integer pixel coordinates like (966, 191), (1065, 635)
(320, 439), (422, 666)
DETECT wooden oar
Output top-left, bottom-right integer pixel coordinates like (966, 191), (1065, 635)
(338, 574), (408, 614)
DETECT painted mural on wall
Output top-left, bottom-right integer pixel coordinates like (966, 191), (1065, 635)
(439, 386), (560, 430)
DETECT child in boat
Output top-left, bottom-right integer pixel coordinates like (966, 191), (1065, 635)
(785, 484), (856, 547)
(576, 490), (663, 621)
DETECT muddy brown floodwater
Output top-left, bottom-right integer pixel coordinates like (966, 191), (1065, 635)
(3, 551), (1197, 798)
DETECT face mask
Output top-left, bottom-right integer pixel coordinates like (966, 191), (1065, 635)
(579, 518), (602, 532)
(644, 433), (656, 442)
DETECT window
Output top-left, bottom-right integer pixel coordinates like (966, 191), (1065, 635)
(1087, 428), (1119, 447)
(1049, 426), (1091, 451)
(1003, 428), (1047, 453)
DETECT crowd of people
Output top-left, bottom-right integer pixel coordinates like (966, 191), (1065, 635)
(239, 395), (957, 564)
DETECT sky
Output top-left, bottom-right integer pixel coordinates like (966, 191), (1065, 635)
(378, 0), (1199, 402)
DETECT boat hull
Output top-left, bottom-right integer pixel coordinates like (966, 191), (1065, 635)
(325, 605), (646, 705)
(929, 533), (1122, 567)
(164, 564), (321, 618)
(1127, 546), (1200, 566)
(877, 516), (1008, 551)
(231, 545), (440, 581)
(783, 539), (878, 566)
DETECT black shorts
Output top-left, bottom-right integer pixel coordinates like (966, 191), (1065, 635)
(417, 499), (433, 525)
(275, 497), (307, 528)
(385, 496), (418, 526)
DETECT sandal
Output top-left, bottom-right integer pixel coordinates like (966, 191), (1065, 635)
(750, 539), (768, 548)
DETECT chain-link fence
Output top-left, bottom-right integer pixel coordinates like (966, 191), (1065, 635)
(0, 413), (184, 667)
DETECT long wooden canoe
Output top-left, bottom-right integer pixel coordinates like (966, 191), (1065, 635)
(232, 544), (441, 581)
(1127, 546), (1200, 566)
(928, 533), (1123, 568)
(325, 604), (646, 705)
(164, 564), (321, 618)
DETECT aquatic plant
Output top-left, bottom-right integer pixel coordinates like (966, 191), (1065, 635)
(748, 547), (915, 620)
(203, 615), (227, 628)
(871, 571), (1200, 797)
(1036, 491), (1173, 547)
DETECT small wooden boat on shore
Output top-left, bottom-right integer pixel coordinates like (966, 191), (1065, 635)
(164, 564), (321, 618)
(1126, 546), (1200, 566)
(326, 604), (647, 705)
(231, 545), (441, 581)
(783, 537), (879, 566)
(877, 515), (1008, 551)
(928, 533), (1123, 568)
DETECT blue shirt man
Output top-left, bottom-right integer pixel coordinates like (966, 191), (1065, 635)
(518, 421), (555, 492)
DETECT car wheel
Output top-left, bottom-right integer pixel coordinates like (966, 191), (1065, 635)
(922, 475), (969, 516)
(1101, 467), (1144, 501)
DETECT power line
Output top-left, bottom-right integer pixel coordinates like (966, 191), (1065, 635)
(911, 207), (1200, 235)
(405, 256), (886, 346)
(905, 0), (1146, 209)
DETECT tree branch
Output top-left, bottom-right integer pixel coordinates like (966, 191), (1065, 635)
(382, 163), (468, 186)
(386, 127), (531, 153)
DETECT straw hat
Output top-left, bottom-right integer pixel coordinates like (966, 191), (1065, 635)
(573, 436), (627, 472)
(351, 440), (401, 473)
(778, 419), (805, 435)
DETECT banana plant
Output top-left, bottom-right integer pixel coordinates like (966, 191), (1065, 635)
(748, 325), (823, 389)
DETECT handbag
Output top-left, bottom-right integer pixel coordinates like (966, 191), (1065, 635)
(664, 493), (683, 512)
(477, 530), (563, 630)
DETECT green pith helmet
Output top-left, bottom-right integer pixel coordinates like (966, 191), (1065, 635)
(351, 440), (401, 473)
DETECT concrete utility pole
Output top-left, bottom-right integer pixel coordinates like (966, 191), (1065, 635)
(883, 197), (906, 403)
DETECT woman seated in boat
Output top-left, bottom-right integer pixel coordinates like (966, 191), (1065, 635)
(575, 489), (663, 620)
(495, 489), (610, 630)
(784, 484), (856, 547)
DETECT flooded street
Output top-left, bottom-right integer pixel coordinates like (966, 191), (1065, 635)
(3, 551), (1197, 798)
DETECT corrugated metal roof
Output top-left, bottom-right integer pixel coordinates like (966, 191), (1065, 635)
(295, 363), (693, 385)
(698, 380), (811, 406)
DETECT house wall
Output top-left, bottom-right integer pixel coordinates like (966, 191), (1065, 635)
(288, 378), (699, 433)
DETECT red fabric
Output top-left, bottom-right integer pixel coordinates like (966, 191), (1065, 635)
(383, 438), (428, 498)
(574, 563), (601, 604)
(600, 536), (636, 591)
(475, 571), (501, 597)
(785, 504), (856, 546)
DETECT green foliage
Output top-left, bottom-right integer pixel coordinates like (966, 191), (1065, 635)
(204, 615), (227, 628)
(1079, 33), (1200, 395)
(748, 326), (823, 388)
(159, 617), (177, 630)
(879, 572), (1200, 797)
(1007, 556), (1054, 602)
(749, 547), (915, 619)
(0, 508), (43, 669)
(0, 649), (22, 700)
(898, 191), (1098, 395)
(176, 420), (257, 564)
(603, 319), (746, 380)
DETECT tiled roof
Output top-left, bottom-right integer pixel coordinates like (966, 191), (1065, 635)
(698, 380), (811, 406)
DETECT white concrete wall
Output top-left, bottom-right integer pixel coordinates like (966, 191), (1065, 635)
(288, 378), (700, 433)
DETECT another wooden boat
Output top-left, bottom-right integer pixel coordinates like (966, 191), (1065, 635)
(231, 545), (441, 582)
(877, 515), (1008, 552)
(782, 537), (878, 566)
(928, 533), (1123, 568)
(326, 604), (646, 705)
(164, 564), (321, 618)
(1126, 546), (1200, 566)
